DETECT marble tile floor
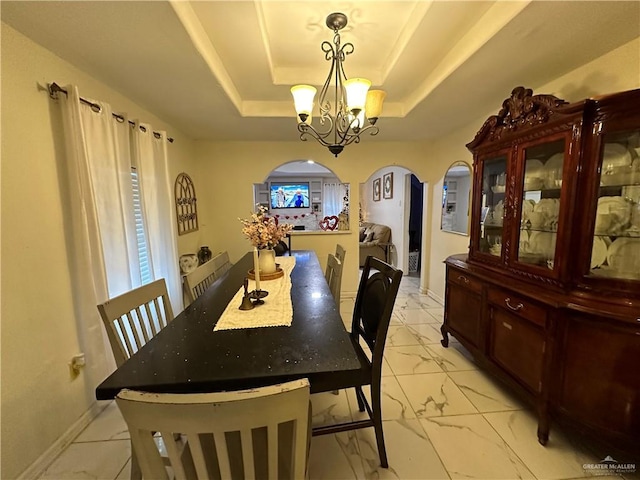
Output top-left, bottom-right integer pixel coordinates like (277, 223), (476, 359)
(38, 275), (637, 480)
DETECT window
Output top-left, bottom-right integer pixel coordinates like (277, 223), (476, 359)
(131, 167), (152, 284)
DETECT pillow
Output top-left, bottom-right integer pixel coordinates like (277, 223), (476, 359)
(359, 228), (366, 242)
(364, 231), (375, 242)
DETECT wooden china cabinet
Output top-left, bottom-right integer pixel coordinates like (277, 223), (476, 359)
(442, 87), (640, 453)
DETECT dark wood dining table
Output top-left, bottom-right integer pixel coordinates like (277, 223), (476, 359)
(95, 250), (363, 400)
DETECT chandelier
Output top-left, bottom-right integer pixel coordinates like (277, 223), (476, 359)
(291, 12), (386, 157)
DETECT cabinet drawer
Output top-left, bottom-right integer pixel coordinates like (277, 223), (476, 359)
(448, 269), (482, 294)
(488, 289), (546, 328)
(490, 308), (545, 393)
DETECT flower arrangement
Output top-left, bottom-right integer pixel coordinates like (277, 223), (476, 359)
(239, 205), (293, 249)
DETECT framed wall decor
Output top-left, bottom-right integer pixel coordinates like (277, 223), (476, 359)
(174, 172), (199, 235)
(383, 172), (394, 199)
(373, 178), (381, 201)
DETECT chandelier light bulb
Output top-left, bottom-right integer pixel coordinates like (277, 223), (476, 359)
(344, 78), (371, 115)
(291, 85), (317, 122)
(365, 90), (386, 124)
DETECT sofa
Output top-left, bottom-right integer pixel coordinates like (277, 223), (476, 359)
(359, 222), (392, 267)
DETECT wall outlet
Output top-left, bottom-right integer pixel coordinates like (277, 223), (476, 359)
(69, 353), (86, 379)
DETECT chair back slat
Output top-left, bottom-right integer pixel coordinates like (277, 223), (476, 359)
(97, 279), (174, 367)
(268, 422), (279, 479)
(161, 431), (186, 479)
(113, 315), (136, 360)
(240, 428), (256, 478)
(116, 379), (310, 480)
(325, 253), (343, 304)
(214, 431), (232, 479)
(130, 428), (169, 479)
(187, 433), (209, 480)
(184, 251), (233, 305)
(212, 251), (232, 278)
(335, 244), (346, 264)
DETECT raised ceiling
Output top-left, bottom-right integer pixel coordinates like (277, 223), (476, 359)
(2, 1), (639, 142)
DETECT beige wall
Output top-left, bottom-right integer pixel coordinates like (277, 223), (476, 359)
(0, 24), (197, 479)
(425, 36), (640, 301)
(193, 141), (440, 296)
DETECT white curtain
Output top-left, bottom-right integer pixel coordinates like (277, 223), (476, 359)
(323, 183), (347, 216)
(59, 86), (181, 384)
(132, 123), (182, 310)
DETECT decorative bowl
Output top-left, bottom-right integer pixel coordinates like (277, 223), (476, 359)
(179, 254), (199, 274)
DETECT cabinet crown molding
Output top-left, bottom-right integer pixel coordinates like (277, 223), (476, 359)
(467, 86), (569, 150)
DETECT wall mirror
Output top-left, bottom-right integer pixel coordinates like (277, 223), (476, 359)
(441, 161), (471, 235)
(253, 161), (350, 231)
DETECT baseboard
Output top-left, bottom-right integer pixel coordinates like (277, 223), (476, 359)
(18, 401), (110, 480)
(426, 289), (445, 305)
(340, 290), (358, 299)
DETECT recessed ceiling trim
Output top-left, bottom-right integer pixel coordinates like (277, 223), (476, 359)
(403, 0), (532, 113)
(254, 0), (276, 84)
(241, 101), (404, 118)
(380, 1), (434, 83)
(170, 0), (243, 114)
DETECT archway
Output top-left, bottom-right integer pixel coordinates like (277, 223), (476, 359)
(360, 166), (429, 290)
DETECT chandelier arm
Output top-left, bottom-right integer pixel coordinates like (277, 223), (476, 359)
(318, 40), (336, 119)
(296, 122), (334, 148)
(297, 115), (336, 142)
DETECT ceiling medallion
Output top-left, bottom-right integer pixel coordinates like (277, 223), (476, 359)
(291, 12), (386, 157)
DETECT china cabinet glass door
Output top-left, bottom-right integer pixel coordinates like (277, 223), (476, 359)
(477, 154), (508, 257)
(514, 139), (565, 270)
(589, 128), (640, 281)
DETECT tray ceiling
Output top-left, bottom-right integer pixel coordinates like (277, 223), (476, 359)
(2, 1), (639, 142)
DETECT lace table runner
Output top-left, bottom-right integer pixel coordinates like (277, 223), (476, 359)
(214, 256), (297, 331)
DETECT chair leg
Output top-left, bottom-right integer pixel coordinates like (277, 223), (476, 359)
(130, 443), (142, 480)
(354, 386), (365, 412)
(371, 381), (388, 468)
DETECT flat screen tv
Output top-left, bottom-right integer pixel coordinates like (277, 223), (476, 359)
(270, 182), (310, 209)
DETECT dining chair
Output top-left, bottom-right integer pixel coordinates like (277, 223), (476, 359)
(335, 243), (346, 264)
(97, 279), (174, 368)
(97, 279), (175, 480)
(325, 253), (343, 304)
(183, 258), (218, 305)
(313, 255), (402, 469)
(212, 250), (232, 277)
(116, 378), (311, 480)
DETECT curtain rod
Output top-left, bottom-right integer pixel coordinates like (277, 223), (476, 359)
(48, 83), (174, 143)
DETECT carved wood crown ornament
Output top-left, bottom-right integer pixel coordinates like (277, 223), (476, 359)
(467, 87), (569, 150)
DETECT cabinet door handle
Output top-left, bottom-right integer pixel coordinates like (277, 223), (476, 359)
(502, 321), (513, 330)
(457, 275), (469, 284)
(505, 298), (524, 311)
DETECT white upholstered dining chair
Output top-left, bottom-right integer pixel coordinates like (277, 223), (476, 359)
(116, 378), (311, 480)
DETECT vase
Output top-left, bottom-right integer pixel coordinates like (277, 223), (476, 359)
(198, 246), (212, 265)
(179, 253), (199, 274)
(258, 248), (277, 274)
